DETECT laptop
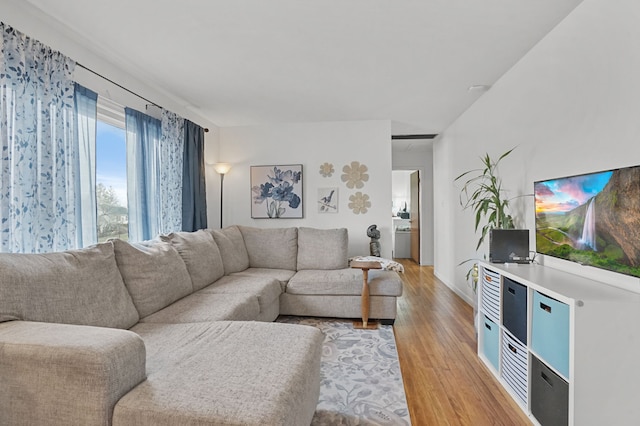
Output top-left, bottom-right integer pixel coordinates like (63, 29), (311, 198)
(489, 229), (531, 264)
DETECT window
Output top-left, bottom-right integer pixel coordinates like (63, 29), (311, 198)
(96, 97), (128, 242)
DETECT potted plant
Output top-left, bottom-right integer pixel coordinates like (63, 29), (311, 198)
(455, 147), (516, 255)
(455, 148), (517, 334)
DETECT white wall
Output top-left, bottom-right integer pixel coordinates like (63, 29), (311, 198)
(215, 120), (394, 258)
(393, 145), (435, 265)
(434, 0), (640, 303)
(1, 0), (218, 133)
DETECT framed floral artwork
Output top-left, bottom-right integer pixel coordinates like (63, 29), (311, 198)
(317, 187), (338, 213)
(251, 164), (303, 218)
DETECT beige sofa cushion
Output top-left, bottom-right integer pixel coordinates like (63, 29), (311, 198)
(199, 275), (282, 312)
(287, 268), (403, 296)
(139, 292), (260, 323)
(112, 239), (193, 318)
(297, 227), (348, 270)
(209, 225), (250, 274)
(239, 226), (298, 270)
(0, 242), (139, 329)
(161, 230), (224, 291)
(230, 268), (296, 291)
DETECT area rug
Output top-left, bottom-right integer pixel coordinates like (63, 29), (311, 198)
(277, 316), (411, 426)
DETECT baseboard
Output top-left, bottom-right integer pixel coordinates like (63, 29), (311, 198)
(434, 270), (475, 306)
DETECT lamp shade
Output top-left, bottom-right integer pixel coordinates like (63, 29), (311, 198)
(213, 163), (232, 174)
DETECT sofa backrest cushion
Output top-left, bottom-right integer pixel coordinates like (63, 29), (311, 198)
(297, 227), (349, 270)
(0, 242), (139, 329)
(160, 230), (224, 291)
(209, 226), (250, 274)
(112, 239), (193, 318)
(239, 226), (298, 270)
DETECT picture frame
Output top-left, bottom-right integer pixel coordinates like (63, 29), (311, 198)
(317, 187), (338, 213)
(251, 164), (303, 218)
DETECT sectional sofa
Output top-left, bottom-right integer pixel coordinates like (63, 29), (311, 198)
(0, 225), (402, 426)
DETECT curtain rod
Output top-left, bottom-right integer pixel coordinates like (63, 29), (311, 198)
(76, 62), (209, 133)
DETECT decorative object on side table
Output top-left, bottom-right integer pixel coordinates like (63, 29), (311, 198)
(367, 224), (381, 256)
(251, 164), (303, 219)
(349, 255), (404, 273)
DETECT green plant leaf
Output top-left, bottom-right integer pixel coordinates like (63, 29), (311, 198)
(497, 147), (515, 162)
(455, 147), (519, 252)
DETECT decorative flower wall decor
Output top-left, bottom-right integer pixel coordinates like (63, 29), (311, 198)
(341, 161), (369, 189)
(251, 165), (303, 219)
(319, 162), (334, 177)
(348, 192), (371, 214)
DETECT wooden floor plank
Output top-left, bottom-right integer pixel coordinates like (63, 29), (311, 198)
(393, 260), (531, 426)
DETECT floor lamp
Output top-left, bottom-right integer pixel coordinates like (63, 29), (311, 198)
(213, 163), (232, 228)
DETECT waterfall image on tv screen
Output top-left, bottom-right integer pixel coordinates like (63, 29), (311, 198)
(535, 165), (640, 278)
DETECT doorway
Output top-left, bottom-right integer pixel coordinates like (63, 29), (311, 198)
(392, 170), (421, 263)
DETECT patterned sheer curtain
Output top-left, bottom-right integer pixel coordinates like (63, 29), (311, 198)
(159, 109), (184, 233)
(125, 107), (162, 242)
(0, 23), (95, 253)
(74, 83), (98, 247)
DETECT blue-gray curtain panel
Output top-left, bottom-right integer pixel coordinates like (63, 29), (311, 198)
(182, 120), (207, 231)
(125, 107), (162, 242)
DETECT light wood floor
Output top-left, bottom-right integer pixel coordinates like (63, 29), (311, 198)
(392, 259), (531, 426)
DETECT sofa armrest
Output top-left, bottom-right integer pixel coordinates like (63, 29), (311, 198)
(0, 321), (146, 426)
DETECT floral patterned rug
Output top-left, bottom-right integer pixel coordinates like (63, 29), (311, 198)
(277, 316), (411, 426)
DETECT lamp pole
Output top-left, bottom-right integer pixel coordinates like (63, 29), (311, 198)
(219, 172), (225, 228)
(213, 163), (231, 229)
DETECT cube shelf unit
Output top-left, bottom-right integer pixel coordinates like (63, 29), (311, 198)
(477, 261), (640, 426)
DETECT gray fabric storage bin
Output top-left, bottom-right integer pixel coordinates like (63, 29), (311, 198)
(531, 355), (569, 426)
(502, 276), (527, 344)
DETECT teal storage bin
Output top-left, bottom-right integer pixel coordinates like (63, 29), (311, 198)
(531, 291), (570, 378)
(481, 315), (500, 371)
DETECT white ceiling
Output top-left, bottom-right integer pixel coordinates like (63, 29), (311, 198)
(13, 0), (582, 134)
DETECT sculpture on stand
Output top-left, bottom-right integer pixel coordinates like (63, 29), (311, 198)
(367, 224), (381, 257)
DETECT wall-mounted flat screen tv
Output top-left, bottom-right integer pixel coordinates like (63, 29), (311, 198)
(535, 164), (640, 278)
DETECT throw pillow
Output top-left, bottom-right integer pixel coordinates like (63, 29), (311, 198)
(209, 225), (250, 274)
(112, 239), (193, 318)
(0, 242), (139, 329)
(239, 226), (298, 270)
(160, 230), (225, 291)
(297, 227), (348, 270)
